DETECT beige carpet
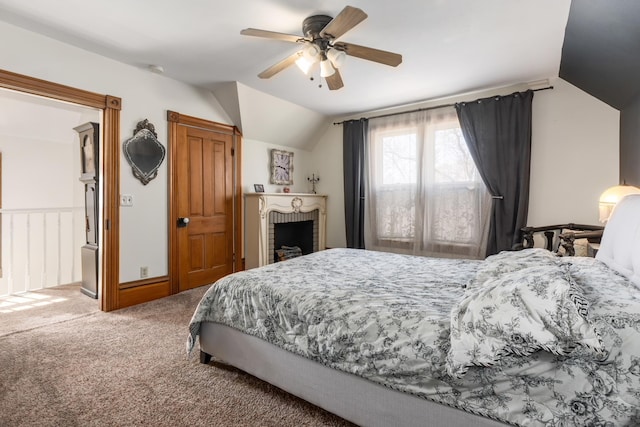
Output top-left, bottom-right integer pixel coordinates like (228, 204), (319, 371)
(0, 284), (353, 427)
(0, 283), (99, 337)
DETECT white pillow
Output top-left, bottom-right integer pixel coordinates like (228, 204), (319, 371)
(596, 194), (640, 288)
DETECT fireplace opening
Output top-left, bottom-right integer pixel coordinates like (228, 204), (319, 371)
(274, 220), (313, 263)
(268, 209), (319, 264)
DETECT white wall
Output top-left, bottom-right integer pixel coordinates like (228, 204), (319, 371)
(308, 124), (345, 248)
(236, 83), (328, 151)
(242, 139), (314, 195)
(0, 20), (232, 283)
(528, 79), (619, 225)
(311, 78), (620, 248)
(1, 137), (77, 208)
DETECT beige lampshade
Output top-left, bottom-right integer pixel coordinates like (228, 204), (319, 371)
(598, 185), (640, 222)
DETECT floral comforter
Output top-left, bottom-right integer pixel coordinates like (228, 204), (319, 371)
(188, 248), (640, 426)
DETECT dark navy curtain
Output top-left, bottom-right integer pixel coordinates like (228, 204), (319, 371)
(455, 90), (534, 255)
(343, 119), (368, 249)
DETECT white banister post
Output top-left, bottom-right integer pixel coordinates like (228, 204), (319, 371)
(41, 212), (47, 287)
(70, 210), (76, 282)
(57, 211), (62, 285)
(8, 213), (14, 295)
(25, 213), (31, 292)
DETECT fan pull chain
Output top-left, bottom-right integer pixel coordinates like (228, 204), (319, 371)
(308, 73), (322, 89)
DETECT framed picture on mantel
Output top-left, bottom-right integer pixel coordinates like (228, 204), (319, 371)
(254, 184), (265, 192)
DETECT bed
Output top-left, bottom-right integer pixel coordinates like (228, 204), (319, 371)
(188, 194), (640, 427)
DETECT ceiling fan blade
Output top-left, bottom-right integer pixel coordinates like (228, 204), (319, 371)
(241, 28), (302, 43)
(257, 52), (299, 79)
(334, 42), (402, 67)
(325, 69), (344, 90)
(319, 6), (367, 40)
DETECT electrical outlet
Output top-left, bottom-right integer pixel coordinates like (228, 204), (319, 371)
(120, 194), (134, 207)
(140, 266), (149, 278)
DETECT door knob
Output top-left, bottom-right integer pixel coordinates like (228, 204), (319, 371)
(177, 217), (190, 227)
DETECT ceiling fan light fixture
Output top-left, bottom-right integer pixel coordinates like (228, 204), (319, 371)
(320, 58), (335, 77)
(295, 53), (314, 75)
(302, 43), (320, 62)
(242, 5), (402, 89)
(295, 43), (321, 74)
(326, 48), (346, 68)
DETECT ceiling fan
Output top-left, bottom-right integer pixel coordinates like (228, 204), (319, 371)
(240, 5), (402, 90)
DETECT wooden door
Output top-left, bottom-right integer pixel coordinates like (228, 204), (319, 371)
(176, 126), (234, 291)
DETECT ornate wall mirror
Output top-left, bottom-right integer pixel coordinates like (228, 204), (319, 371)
(123, 119), (166, 185)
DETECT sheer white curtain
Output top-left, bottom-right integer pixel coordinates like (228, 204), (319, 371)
(364, 107), (491, 259)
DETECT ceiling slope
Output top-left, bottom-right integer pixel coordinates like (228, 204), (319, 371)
(560, 0), (640, 110)
(215, 82), (329, 149)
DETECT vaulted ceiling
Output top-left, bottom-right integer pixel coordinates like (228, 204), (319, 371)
(4, 0), (637, 152)
(0, 0), (571, 117)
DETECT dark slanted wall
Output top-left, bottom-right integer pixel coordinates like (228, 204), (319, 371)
(559, 0), (640, 186)
(620, 98), (640, 186)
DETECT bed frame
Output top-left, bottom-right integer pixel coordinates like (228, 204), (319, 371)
(515, 223), (603, 255)
(199, 322), (508, 427)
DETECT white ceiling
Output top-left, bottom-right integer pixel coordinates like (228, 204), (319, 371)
(0, 0), (571, 117)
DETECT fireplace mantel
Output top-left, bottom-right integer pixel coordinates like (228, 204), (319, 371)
(244, 193), (327, 269)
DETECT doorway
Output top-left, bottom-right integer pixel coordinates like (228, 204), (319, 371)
(0, 89), (100, 297)
(0, 68), (121, 311)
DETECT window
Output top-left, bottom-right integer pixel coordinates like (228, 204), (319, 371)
(366, 108), (490, 258)
(381, 132), (417, 185)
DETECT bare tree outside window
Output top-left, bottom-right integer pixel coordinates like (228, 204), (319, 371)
(382, 134), (417, 185)
(434, 128), (479, 183)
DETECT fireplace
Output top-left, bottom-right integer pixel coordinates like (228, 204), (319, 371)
(270, 210), (319, 263)
(244, 193), (327, 269)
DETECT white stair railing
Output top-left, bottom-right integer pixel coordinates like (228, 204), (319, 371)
(0, 207), (83, 296)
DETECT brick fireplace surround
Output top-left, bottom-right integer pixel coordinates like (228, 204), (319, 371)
(244, 193), (327, 269)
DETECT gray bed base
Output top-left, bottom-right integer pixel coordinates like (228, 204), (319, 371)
(199, 322), (508, 427)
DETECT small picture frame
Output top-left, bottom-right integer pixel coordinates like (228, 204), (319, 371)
(254, 184), (265, 193)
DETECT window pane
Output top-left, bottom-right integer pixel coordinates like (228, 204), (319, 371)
(382, 134), (416, 185)
(434, 128), (478, 183)
(376, 187), (415, 240)
(431, 186), (481, 244)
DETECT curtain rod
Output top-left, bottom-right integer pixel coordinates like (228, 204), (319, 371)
(332, 86), (553, 125)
